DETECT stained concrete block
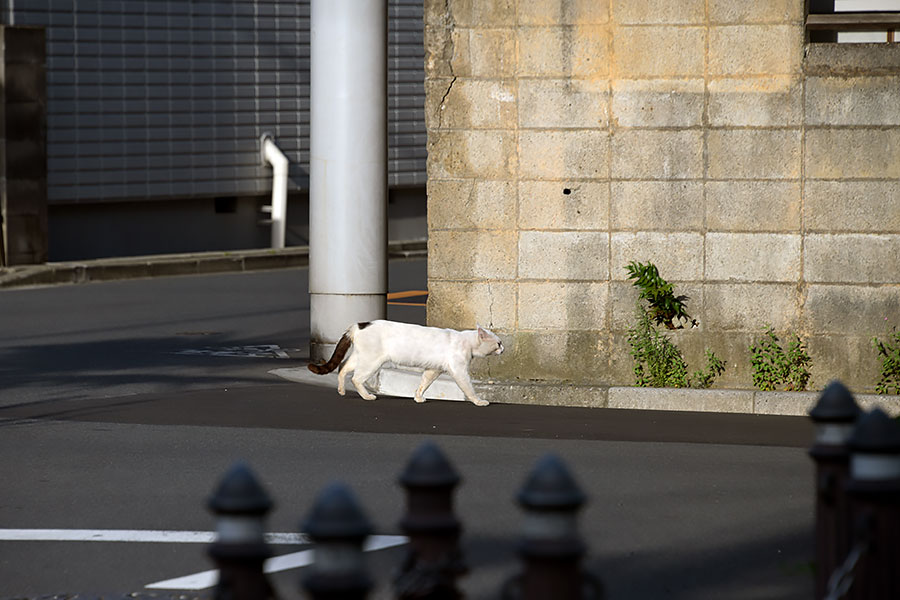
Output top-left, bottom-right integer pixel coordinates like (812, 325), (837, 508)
(611, 130), (703, 180)
(608, 387), (754, 413)
(805, 234), (900, 284)
(805, 129), (900, 180)
(804, 181), (900, 233)
(753, 392), (818, 416)
(612, 26), (705, 78)
(704, 283), (799, 332)
(427, 130), (518, 179)
(447, 28), (518, 78)
(428, 179), (517, 230)
(708, 77), (802, 127)
(709, 25), (802, 76)
(425, 79), (517, 129)
(804, 43), (900, 77)
(518, 181), (609, 230)
(518, 281), (608, 331)
(492, 330), (609, 382)
(708, 0), (802, 24)
(707, 129), (801, 180)
(611, 79), (704, 127)
(706, 181), (801, 232)
(424, 25), (454, 79)
(428, 230), (517, 280)
(519, 78), (608, 129)
(520, 130), (609, 179)
(518, 25), (609, 79)
(611, 181), (704, 231)
(807, 334), (883, 393)
(705, 233), (801, 282)
(518, 231), (609, 280)
(806, 76), (900, 126)
(610, 232), (704, 281)
(430, 0), (515, 28)
(612, 0), (705, 25)
(804, 284), (900, 335)
(427, 280), (516, 330)
(478, 382), (608, 408)
(518, 0), (609, 25)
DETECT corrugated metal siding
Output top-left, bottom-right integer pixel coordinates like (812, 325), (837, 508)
(7, 0), (425, 204)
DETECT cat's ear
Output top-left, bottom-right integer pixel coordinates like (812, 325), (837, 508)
(477, 325), (490, 340)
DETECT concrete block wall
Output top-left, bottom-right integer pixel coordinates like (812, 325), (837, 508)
(425, 0), (900, 392)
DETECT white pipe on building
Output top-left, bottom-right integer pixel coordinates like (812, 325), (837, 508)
(309, 0), (388, 361)
(260, 133), (289, 249)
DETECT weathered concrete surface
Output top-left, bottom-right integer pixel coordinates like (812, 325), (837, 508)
(425, 0), (900, 394)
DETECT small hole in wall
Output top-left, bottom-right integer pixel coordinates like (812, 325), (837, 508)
(562, 188), (571, 195)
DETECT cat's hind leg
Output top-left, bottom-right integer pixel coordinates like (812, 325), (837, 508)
(337, 352), (356, 396)
(448, 365), (489, 407)
(414, 369), (441, 403)
(351, 356), (384, 401)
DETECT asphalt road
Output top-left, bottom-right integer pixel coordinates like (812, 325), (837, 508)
(0, 261), (817, 600)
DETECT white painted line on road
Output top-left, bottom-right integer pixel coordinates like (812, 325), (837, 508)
(0, 528), (310, 544)
(145, 535), (408, 590)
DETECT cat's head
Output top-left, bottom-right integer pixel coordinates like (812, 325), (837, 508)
(475, 326), (504, 357)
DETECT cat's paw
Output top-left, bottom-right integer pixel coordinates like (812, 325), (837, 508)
(360, 392), (377, 401)
(414, 395), (427, 403)
(337, 387), (346, 396)
(472, 399), (490, 407)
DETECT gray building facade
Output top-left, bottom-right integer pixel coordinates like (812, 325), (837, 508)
(4, 0), (426, 260)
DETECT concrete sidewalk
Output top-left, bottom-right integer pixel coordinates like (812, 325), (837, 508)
(0, 239), (427, 289)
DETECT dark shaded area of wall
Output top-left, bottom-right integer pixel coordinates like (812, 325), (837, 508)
(47, 186), (426, 261)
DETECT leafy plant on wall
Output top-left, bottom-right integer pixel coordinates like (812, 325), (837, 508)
(748, 327), (811, 392)
(872, 329), (900, 395)
(625, 261), (696, 329)
(626, 262), (724, 389)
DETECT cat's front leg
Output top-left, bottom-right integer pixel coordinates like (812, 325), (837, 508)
(448, 366), (489, 407)
(415, 369), (441, 403)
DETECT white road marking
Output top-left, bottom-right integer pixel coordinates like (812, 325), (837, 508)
(0, 529), (407, 591)
(0, 529), (309, 544)
(145, 536), (408, 590)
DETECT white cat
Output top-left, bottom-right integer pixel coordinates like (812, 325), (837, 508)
(308, 320), (504, 406)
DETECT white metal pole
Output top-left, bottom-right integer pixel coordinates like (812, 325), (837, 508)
(261, 133), (289, 249)
(309, 0), (387, 361)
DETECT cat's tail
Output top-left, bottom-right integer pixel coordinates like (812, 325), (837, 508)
(307, 322), (369, 374)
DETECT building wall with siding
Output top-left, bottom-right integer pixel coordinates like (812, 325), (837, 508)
(5, 0), (425, 205)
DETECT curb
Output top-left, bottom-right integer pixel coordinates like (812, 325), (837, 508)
(0, 239), (427, 289)
(479, 380), (900, 417)
(270, 365), (900, 418)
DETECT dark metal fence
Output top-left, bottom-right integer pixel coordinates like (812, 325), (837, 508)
(204, 380), (899, 600)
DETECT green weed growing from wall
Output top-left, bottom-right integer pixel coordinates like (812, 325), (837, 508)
(626, 262), (724, 389)
(872, 329), (900, 395)
(625, 261), (695, 329)
(748, 327), (811, 392)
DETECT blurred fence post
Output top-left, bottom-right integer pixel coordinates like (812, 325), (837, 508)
(301, 482), (373, 600)
(844, 408), (900, 599)
(502, 454), (603, 600)
(807, 381), (860, 599)
(207, 461), (276, 600)
(394, 441), (466, 600)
